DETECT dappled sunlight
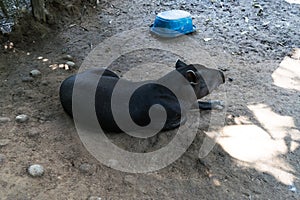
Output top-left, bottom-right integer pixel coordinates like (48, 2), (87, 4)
(285, 0), (300, 4)
(272, 54), (300, 91)
(218, 104), (299, 185)
(248, 104), (300, 142)
(218, 125), (288, 162)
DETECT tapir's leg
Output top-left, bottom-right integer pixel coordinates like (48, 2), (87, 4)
(198, 100), (224, 110)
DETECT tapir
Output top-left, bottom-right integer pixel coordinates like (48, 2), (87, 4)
(59, 60), (225, 133)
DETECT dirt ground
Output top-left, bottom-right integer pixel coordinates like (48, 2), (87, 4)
(0, 0), (299, 199)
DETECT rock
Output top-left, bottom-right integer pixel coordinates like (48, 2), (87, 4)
(16, 114), (29, 123)
(65, 61), (76, 67)
(0, 139), (10, 147)
(203, 38), (212, 42)
(288, 184), (297, 192)
(62, 54), (74, 61)
(28, 164), (44, 177)
(228, 77), (233, 82)
(0, 117), (10, 123)
(79, 163), (96, 175)
(0, 154), (6, 165)
(30, 69), (41, 77)
(21, 76), (34, 82)
(88, 196), (102, 200)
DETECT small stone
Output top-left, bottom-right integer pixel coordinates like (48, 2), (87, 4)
(28, 164), (44, 177)
(65, 61), (75, 67)
(30, 69), (41, 77)
(79, 163), (96, 175)
(59, 64), (65, 68)
(0, 139), (10, 147)
(65, 65), (70, 70)
(0, 117), (10, 123)
(21, 76), (34, 82)
(16, 114), (29, 123)
(228, 77), (233, 82)
(62, 54), (74, 61)
(0, 154), (6, 164)
(288, 184), (297, 192)
(203, 38), (212, 42)
(88, 196), (102, 200)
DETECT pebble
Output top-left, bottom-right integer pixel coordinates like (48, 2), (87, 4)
(0, 139), (10, 147)
(65, 61), (75, 67)
(62, 54), (74, 61)
(21, 76), (34, 82)
(28, 164), (44, 177)
(0, 117), (10, 123)
(88, 196), (102, 200)
(79, 163), (96, 175)
(30, 69), (41, 77)
(0, 154), (6, 164)
(203, 38), (212, 42)
(15, 114), (29, 123)
(228, 77), (234, 82)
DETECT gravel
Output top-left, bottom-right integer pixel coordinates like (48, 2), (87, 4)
(99, 0), (300, 62)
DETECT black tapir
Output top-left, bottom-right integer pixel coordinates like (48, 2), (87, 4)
(59, 60), (225, 133)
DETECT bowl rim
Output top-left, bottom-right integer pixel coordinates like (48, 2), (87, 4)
(156, 10), (191, 20)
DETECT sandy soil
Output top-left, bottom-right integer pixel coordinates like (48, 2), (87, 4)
(0, 0), (299, 199)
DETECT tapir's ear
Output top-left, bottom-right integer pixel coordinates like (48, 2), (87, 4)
(186, 70), (199, 85)
(175, 59), (188, 69)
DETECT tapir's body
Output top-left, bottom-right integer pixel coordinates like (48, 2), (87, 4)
(59, 60), (225, 133)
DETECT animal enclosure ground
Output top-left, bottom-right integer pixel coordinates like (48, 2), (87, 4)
(0, 0), (299, 199)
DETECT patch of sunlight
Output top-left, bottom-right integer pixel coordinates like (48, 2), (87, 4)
(272, 54), (300, 91)
(285, 0), (300, 4)
(218, 104), (300, 185)
(248, 104), (300, 141)
(218, 125), (288, 162)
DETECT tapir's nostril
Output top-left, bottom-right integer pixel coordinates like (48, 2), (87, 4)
(219, 71), (225, 83)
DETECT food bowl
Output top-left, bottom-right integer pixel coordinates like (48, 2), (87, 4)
(150, 10), (196, 37)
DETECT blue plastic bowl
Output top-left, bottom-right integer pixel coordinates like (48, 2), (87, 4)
(150, 10), (196, 37)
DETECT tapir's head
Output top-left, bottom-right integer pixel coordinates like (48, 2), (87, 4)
(175, 60), (225, 99)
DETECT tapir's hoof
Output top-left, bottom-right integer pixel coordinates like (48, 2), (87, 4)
(208, 100), (225, 110)
(198, 100), (225, 110)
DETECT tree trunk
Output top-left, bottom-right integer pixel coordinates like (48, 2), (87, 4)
(31, 0), (46, 22)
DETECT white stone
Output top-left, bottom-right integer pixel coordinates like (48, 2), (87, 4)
(28, 164), (44, 177)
